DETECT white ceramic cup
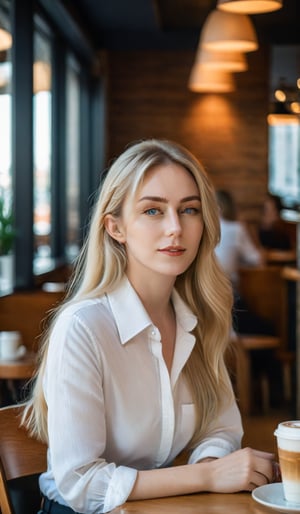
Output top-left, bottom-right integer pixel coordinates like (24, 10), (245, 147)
(0, 331), (24, 360)
(274, 421), (300, 504)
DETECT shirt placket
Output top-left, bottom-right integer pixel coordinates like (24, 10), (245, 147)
(149, 326), (175, 467)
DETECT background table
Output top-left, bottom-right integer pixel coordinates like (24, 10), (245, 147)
(0, 351), (37, 404)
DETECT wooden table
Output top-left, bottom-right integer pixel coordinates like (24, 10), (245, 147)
(110, 491), (269, 513)
(0, 351), (37, 404)
(0, 351), (37, 380)
(265, 248), (297, 265)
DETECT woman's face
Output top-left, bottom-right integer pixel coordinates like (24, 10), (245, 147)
(110, 162), (204, 285)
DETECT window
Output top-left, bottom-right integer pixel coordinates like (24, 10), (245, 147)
(33, 24), (52, 264)
(65, 53), (81, 261)
(268, 117), (300, 205)
(0, 0), (12, 220)
(0, 1), (105, 290)
(268, 45), (300, 207)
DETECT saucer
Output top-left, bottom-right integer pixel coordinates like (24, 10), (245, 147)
(252, 483), (300, 513)
(0, 345), (27, 362)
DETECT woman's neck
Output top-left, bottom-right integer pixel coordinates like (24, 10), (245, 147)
(127, 271), (175, 321)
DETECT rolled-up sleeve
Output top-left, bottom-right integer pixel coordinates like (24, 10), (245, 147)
(188, 400), (243, 464)
(103, 466), (137, 513)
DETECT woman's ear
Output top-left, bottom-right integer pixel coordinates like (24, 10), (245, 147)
(104, 214), (126, 243)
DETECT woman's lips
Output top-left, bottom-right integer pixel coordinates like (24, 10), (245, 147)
(158, 246), (186, 256)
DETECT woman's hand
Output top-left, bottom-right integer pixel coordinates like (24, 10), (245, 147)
(201, 447), (275, 493)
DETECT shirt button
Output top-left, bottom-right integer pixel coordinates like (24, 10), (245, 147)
(151, 329), (156, 335)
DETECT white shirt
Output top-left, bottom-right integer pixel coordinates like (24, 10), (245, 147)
(215, 219), (262, 285)
(40, 277), (243, 514)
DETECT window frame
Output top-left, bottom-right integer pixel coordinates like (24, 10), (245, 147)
(9, 0), (107, 289)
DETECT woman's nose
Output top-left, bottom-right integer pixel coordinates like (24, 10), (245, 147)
(165, 211), (182, 236)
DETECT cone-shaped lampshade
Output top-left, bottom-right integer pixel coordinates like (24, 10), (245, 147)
(201, 9), (258, 52)
(217, 0), (282, 14)
(0, 27), (12, 51)
(195, 47), (248, 72)
(188, 65), (235, 93)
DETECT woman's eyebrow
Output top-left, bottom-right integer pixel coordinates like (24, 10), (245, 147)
(138, 195), (201, 203)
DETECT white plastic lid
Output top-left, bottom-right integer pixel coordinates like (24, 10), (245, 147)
(274, 421), (300, 439)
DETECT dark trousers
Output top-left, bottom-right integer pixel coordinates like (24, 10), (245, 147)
(38, 496), (80, 514)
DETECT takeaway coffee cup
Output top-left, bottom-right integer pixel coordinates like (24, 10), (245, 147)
(0, 331), (24, 360)
(275, 421), (300, 504)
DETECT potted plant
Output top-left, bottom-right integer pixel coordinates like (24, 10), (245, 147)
(0, 195), (15, 291)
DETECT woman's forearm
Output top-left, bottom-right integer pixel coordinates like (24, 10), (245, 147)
(128, 447), (275, 501)
(128, 463), (209, 500)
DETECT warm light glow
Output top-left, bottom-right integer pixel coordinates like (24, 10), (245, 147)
(0, 27), (12, 51)
(33, 61), (51, 93)
(217, 0), (282, 14)
(274, 89), (286, 102)
(195, 47), (248, 72)
(201, 10), (258, 53)
(290, 102), (300, 114)
(267, 114), (299, 125)
(188, 65), (235, 93)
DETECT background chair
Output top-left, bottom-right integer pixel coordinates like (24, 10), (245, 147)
(237, 265), (292, 414)
(0, 290), (64, 406)
(0, 404), (47, 514)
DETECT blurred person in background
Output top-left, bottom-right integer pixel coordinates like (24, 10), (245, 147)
(215, 189), (270, 335)
(258, 193), (295, 251)
(215, 189), (264, 289)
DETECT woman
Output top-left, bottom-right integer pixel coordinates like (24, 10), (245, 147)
(23, 139), (275, 514)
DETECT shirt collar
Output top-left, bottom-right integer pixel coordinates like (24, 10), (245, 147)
(107, 277), (198, 345)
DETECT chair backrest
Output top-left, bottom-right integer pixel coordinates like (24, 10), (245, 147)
(238, 265), (286, 338)
(0, 405), (47, 514)
(0, 290), (64, 352)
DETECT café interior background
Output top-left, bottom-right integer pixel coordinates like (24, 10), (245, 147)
(0, 0), (299, 291)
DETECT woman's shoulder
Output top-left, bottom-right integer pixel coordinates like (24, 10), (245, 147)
(50, 295), (118, 348)
(56, 295), (112, 327)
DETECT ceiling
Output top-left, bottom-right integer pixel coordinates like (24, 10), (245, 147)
(63, 0), (299, 51)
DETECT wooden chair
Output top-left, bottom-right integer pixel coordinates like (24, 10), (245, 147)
(0, 404), (47, 514)
(236, 266), (291, 414)
(0, 290), (64, 406)
(0, 290), (64, 353)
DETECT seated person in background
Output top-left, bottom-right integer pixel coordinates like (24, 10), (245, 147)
(215, 189), (264, 287)
(215, 189), (270, 335)
(258, 193), (295, 250)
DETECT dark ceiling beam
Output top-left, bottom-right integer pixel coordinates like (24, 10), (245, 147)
(37, 0), (96, 64)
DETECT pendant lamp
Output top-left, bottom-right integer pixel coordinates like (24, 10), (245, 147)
(188, 65), (235, 93)
(195, 47), (248, 72)
(201, 9), (258, 53)
(217, 0), (283, 14)
(0, 27), (12, 51)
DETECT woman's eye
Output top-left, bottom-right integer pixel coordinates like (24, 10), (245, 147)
(145, 208), (160, 216)
(182, 207), (200, 215)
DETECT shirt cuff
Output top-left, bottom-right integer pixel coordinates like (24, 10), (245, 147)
(103, 466), (137, 513)
(188, 439), (236, 464)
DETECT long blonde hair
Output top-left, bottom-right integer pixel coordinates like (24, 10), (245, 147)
(23, 139), (234, 449)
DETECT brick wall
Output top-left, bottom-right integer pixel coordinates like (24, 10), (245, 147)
(107, 46), (270, 224)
